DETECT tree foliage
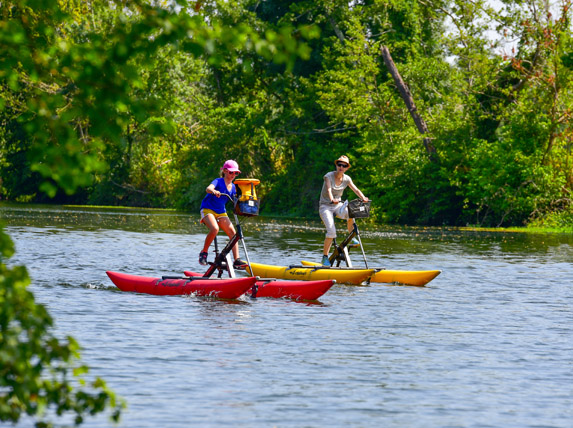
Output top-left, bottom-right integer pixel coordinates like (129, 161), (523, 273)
(0, 0), (572, 228)
(0, 0), (315, 425)
(0, 229), (123, 426)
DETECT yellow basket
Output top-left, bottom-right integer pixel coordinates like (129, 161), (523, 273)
(234, 178), (260, 216)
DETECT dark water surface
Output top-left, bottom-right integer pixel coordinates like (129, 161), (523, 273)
(2, 204), (572, 428)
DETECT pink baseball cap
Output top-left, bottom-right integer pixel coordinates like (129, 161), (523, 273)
(221, 159), (241, 173)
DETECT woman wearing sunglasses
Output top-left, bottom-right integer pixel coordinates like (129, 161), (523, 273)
(318, 155), (369, 266)
(198, 159), (247, 269)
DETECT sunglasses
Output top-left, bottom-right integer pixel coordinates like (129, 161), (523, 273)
(336, 163), (349, 168)
(228, 171), (240, 175)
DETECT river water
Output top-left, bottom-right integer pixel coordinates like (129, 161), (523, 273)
(2, 204), (572, 428)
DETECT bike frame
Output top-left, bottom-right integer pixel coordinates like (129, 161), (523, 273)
(329, 221), (369, 268)
(202, 194), (254, 279)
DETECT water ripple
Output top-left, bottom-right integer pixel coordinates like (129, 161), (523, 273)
(2, 205), (572, 428)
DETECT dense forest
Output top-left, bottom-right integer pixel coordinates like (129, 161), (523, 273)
(1, 0), (572, 228)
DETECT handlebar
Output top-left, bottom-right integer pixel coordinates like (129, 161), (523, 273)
(331, 199), (371, 204)
(217, 192), (236, 204)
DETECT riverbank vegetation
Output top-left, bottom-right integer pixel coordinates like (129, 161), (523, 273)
(1, 0), (572, 230)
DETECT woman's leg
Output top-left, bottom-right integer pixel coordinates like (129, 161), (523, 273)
(319, 205), (338, 255)
(346, 218), (355, 233)
(201, 214), (220, 253)
(218, 216), (240, 260)
(323, 237), (334, 256)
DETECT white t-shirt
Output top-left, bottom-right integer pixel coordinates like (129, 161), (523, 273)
(319, 171), (353, 205)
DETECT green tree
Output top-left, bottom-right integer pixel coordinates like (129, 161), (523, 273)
(1, 0), (314, 425)
(446, 0), (573, 225)
(1, 0), (571, 228)
(258, 0), (456, 222)
(0, 228), (123, 426)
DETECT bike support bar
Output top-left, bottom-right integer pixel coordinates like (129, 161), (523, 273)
(330, 222), (369, 269)
(201, 194), (257, 295)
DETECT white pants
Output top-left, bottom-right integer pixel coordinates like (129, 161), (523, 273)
(319, 203), (349, 238)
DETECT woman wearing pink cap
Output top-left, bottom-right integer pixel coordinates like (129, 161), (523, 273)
(319, 155), (369, 266)
(198, 160), (247, 268)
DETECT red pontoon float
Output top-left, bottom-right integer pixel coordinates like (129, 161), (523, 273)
(106, 271), (256, 300)
(183, 271), (334, 301)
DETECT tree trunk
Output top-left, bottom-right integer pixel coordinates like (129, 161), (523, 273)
(381, 46), (437, 161)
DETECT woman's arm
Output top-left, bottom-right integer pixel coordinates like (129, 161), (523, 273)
(348, 180), (368, 202)
(324, 176), (338, 203)
(206, 183), (221, 197)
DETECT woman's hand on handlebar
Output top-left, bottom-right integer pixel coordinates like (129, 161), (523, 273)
(220, 192), (233, 202)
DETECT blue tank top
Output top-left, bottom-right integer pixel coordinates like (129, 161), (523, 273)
(200, 177), (236, 214)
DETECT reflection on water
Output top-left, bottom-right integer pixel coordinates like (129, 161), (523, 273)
(3, 203), (571, 257)
(1, 203), (572, 428)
